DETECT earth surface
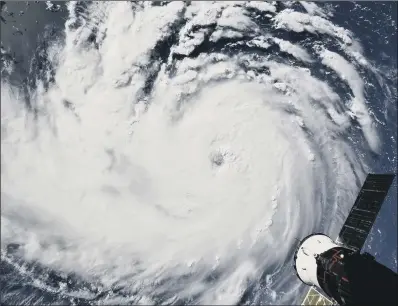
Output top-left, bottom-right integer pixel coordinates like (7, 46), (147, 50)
(1, 1), (397, 305)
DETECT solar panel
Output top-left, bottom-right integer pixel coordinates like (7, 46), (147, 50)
(337, 174), (395, 252)
(301, 287), (336, 305)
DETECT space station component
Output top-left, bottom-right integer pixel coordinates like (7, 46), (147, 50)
(293, 174), (398, 305)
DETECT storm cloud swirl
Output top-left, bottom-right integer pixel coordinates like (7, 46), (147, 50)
(1, 1), (396, 305)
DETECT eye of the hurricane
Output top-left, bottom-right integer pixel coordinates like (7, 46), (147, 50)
(211, 151), (224, 166)
(209, 149), (236, 167)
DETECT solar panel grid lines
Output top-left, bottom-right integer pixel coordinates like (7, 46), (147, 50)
(337, 174), (396, 251)
(301, 287), (336, 305)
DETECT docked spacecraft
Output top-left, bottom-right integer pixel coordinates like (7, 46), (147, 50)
(294, 174), (398, 305)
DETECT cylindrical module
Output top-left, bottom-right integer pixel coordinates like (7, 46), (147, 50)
(294, 234), (398, 305)
(294, 234), (339, 288)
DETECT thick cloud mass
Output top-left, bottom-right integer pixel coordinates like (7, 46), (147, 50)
(1, 1), (394, 305)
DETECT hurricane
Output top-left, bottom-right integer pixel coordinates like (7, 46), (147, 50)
(1, 1), (397, 305)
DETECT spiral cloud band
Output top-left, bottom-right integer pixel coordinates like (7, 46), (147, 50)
(1, 1), (392, 305)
